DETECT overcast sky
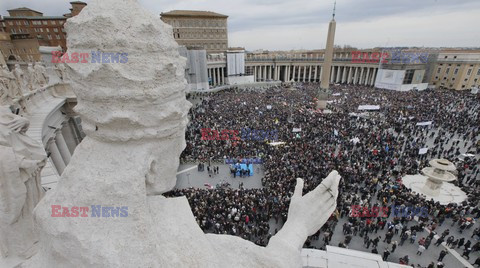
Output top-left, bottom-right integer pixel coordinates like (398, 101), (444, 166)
(1, 0), (479, 51)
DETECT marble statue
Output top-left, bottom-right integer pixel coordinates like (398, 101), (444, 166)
(54, 63), (68, 83)
(26, 64), (35, 91)
(33, 63), (48, 87)
(13, 64), (26, 95)
(22, 0), (341, 267)
(0, 106), (46, 259)
(1, 65), (22, 99)
(0, 73), (10, 105)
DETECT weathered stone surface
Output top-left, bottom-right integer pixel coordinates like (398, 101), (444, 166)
(21, 1), (341, 267)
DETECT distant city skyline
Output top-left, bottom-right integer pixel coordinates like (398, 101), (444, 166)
(1, 0), (479, 51)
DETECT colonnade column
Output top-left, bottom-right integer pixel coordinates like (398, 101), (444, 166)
(371, 68), (377, 86)
(365, 67), (370, 86)
(55, 130), (71, 165)
(347, 67), (352, 84)
(335, 66), (342, 83)
(61, 122), (76, 154)
(220, 68), (224, 85)
(353, 67), (358, 85)
(360, 68), (365, 85)
(48, 139), (66, 175)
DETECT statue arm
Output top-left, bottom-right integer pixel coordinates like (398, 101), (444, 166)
(268, 171), (340, 250)
(204, 171), (341, 267)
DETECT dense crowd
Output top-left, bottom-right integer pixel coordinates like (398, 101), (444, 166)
(168, 84), (480, 267)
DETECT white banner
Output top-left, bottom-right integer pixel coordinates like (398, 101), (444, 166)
(419, 148), (429, 155)
(358, 105), (380, 111)
(416, 121), (433, 126)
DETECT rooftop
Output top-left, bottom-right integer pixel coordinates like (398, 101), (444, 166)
(161, 10), (228, 18)
(3, 16), (66, 20)
(7, 7), (43, 14)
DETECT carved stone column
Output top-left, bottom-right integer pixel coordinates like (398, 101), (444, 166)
(48, 139), (66, 175)
(55, 130), (71, 165)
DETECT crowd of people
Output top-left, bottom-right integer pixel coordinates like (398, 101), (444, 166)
(168, 83), (480, 267)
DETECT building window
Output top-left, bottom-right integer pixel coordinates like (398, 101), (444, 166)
(46, 28), (50, 32)
(40, 28), (43, 32)
(437, 68), (441, 74)
(54, 28), (58, 32)
(477, 69), (480, 75)
(11, 28), (16, 33)
(24, 21), (29, 25)
(444, 56), (447, 59)
(467, 69), (472, 75)
(8, 21), (13, 25)
(42, 21), (48, 25)
(56, 35), (61, 39)
(454, 56), (457, 59)
(16, 21), (21, 25)
(37, 34), (42, 39)
(454, 69), (458, 75)
(47, 34), (52, 40)
(51, 21), (56, 25)
(446, 68), (450, 74)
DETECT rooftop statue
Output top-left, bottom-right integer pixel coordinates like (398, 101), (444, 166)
(22, 1), (341, 267)
(0, 106), (46, 259)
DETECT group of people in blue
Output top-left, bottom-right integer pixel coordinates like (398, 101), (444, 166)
(227, 158), (259, 178)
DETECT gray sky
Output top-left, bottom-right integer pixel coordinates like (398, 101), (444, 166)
(1, 0), (479, 51)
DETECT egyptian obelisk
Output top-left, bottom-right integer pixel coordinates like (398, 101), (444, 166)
(317, 1), (336, 109)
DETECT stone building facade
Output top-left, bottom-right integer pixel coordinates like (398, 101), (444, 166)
(0, 1), (87, 60)
(161, 10), (228, 54)
(430, 50), (480, 91)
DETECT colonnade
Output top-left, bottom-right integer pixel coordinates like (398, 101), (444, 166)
(248, 65), (378, 86)
(47, 119), (82, 175)
(208, 67), (225, 87)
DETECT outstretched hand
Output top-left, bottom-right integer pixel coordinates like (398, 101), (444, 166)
(269, 170), (341, 250)
(288, 170), (341, 237)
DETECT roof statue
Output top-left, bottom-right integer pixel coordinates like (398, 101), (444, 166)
(20, 0), (341, 267)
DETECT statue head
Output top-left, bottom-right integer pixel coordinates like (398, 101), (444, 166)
(64, 0), (191, 194)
